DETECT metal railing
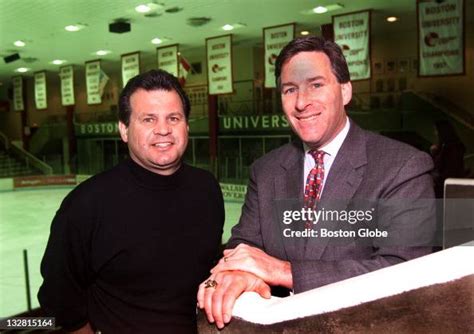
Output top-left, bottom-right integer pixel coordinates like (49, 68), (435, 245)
(10, 142), (53, 175)
(0, 130), (9, 150)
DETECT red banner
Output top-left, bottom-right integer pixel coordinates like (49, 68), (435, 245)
(14, 175), (77, 188)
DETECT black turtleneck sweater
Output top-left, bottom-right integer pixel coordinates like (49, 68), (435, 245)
(38, 159), (224, 334)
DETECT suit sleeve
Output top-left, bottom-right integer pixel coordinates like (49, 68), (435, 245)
(291, 151), (436, 293)
(37, 193), (94, 331)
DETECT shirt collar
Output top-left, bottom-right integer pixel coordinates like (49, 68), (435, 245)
(303, 116), (350, 157)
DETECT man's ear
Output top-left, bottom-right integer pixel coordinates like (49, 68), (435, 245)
(341, 81), (353, 106)
(118, 121), (129, 143)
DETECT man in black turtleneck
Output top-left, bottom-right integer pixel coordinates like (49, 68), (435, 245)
(38, 70), (224, 334)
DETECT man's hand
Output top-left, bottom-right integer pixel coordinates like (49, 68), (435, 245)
(197, 270), (271, 329)
(211, 244), (293, 288)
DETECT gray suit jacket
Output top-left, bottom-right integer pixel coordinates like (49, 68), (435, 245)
(228, 120), (435, 293)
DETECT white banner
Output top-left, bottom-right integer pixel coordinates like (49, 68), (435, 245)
(12, 76), (24, 111)
(333, 11), (371, 80)
(263, 24), (295, 88)
(122, 52), (140, 87)
(86, 60), (101, 105)
(157, 45), (179, 77)
(60, 66), (75, 106)
(206, 35), (233, 95)
(34, 71), (47, 109)
(418, 0), (464, 76)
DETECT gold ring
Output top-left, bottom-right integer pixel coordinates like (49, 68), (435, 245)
(224, 257), (229, 262)
(204, 279), (218, 289)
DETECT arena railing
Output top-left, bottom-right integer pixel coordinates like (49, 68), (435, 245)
(10, 142), (53, 175)
(0, 130), (9, 150)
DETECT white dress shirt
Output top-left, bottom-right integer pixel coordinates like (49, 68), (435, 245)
(303, 117), (350, 197)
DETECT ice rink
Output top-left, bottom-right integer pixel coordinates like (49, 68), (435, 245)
(0, 187), (243, 317)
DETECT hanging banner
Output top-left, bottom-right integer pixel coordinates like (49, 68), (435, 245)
(418, 0), (464, 76)
(122, 52), (140, 87)
(206, 34), (233, 95)
(12, 76), (24, 111)
(263, 23), (295, 88)
(60, 65), (75, 106)
(34, 71), (47, 109)
(86, 60), (101, 105)
(179, 55), (191, 86)
(157, 44), (179, 77)
(333, 10), (371, 81)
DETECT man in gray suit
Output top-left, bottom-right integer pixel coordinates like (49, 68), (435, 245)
(198, 36), (435, 329)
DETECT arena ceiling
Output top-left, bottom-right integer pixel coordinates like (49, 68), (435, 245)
(0, 0), (472, 83)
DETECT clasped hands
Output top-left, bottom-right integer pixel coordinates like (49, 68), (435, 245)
(197, 244), (292, 329)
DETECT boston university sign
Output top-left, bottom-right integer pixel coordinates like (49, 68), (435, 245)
(75, 114), (290, 138)
(75, 122), (119, 137)
(220, 115), (290, 132)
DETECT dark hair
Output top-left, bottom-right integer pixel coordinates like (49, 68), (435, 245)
(274, 36), (350, 89)
(118, 69), (190, 126)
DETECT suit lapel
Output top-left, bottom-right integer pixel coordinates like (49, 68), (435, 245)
(274, 142), (306, 261)
(304, 120), (368, 260)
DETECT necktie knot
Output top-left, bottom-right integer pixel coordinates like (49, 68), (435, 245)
(309, 150), (325, 164)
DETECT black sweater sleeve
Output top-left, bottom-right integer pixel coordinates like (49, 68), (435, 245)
(195, 173), (226, 281)
(38, 190), (95, 331)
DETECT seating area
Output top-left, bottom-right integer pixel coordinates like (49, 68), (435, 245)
(0, 148), (38, 178)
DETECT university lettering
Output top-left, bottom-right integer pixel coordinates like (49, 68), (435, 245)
(222, 115), (289, 130)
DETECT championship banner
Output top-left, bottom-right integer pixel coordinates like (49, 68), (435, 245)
(206, 34), (233, 95)
(418, 0), (464, 76)
(12, 76), (24, 111)
(85, 60), (101, 105)
(60, 65), (75, 106)
(122, 52), (140, 87)
(157, 44), (179, 77)
(34, 71), (47, 109)
(263, 23), (295, 88)
(333, 10), (371, 81)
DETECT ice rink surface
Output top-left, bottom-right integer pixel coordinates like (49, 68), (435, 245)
(0, 187), (243, 317)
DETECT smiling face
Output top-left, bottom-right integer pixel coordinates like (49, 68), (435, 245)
(118, 88), (189, 175)
(280, 51), (352, 149)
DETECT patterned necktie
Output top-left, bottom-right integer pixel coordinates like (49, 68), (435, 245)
(304, 150), (326, 213)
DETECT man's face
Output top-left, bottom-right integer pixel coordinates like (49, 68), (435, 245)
(280, 51), (352, 149)
(119, 89), (189, 175)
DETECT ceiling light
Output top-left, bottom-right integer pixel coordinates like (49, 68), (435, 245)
(151, 38), (163, 45)
(300, 31), (309, 36)
(96, 50), (111, 56)
(313, 6), (328, 14)
(301, 4), (343, 15)
(386, 16), (398, 23)
(65, 25), (80, 32)
(222, 24), (234, 31)
(65, 24), (86, 32)
(135, 4), (151, 13)
(15, 67), (29, 73)
(51, 60), (65, 65)
(14, 40), (26, 47)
